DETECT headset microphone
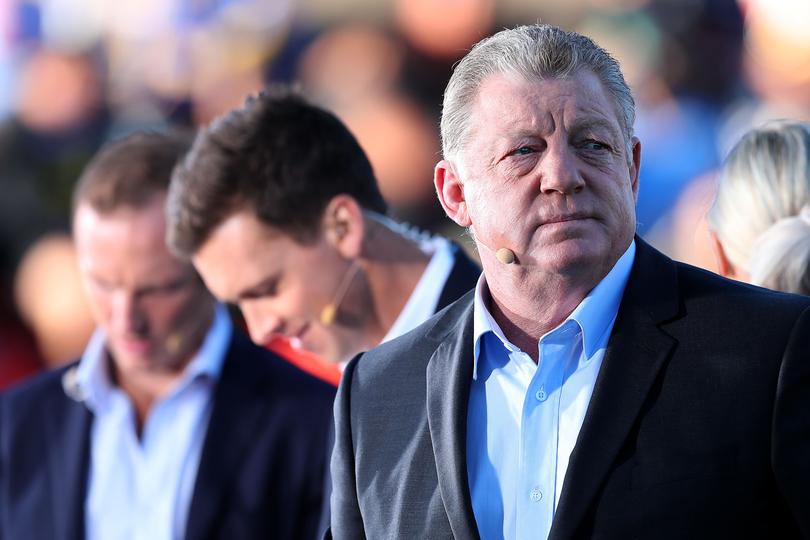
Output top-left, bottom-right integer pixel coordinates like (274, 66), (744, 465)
(320, 260), (361, 326)
(496, 247), (516, 265)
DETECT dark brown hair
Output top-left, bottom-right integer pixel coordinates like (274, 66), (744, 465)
(72, 131), (191, 215)
(166, 86), (387, 256)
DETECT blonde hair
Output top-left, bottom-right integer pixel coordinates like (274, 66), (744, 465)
(748, 206), (810, 295)
(708, 120), (810, 293)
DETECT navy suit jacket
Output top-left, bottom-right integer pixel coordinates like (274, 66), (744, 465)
(435, 243), (481, 314)
(0, 328), (336, 540)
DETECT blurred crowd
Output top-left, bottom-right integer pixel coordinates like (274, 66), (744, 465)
(1, 0), (809, 386)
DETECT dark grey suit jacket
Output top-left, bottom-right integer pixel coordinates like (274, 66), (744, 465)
(329, 239), (810, 539)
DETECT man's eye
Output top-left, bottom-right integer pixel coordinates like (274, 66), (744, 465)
(510, 146), (534, 156)
(91, 280), (113, 293)
(136, 278), (190, 298)
(244, 281), (278, 300)
(257, 285), (277, 298)
(583, 140), (610, 152)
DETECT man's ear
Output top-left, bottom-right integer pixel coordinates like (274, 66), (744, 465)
(629, 137), (641, 201)
(434, 159), (472, 227)
(708, 230), (734, 278)
(322, 195), (365, 259)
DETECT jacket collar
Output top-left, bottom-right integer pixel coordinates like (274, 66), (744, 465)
(183, 330), (276, 540)
(425, 293), (481, 540)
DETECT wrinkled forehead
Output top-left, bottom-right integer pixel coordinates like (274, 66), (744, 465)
(455, 70), (627, 160)
(480, 70), (623, 127)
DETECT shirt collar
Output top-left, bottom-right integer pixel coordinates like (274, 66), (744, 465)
(75, 303), (233, 412)
(380, 235), (456, 345)
(472, 240), (636, 379)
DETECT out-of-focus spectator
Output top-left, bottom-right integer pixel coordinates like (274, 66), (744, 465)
(0, 295), (42, 389)
(296, 24), (450, 231)
(297, 24), (404, 110)
(13, 233), (94, 366)
(338, 93), (441, 227)
(0, 131), (335, 540)
(393, 0), (495, 59)
(708, 120), (810, 294)
(716, 0), (810, 158)
(739, 0), (810, 110)
(656, 170), (717, 270)
(0, 48), (108, 274)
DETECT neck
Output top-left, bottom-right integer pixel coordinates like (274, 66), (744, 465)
(116, 368), (185, 436)
(359, 220), (431, 347)
(481, 256), (614, 363)
(109, 309), (214, 437)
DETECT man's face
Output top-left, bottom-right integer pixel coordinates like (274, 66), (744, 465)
(74, 195), (214, 375)
(192, 210), (365, 364)
(441, 69), (640, 279)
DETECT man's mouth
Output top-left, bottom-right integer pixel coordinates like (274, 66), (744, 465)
(289, 323), (311, 349)
(542, 213), (591, 225)
(116, 337), (151, 355)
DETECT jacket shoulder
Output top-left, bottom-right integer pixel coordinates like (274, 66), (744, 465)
(2, 363), (76, 413)
(348, 290), (474, 389)
(675, 260), (810, 313)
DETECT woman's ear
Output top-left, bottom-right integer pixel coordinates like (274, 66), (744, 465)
(709, 230), (735, 278)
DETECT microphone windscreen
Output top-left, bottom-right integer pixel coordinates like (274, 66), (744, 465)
(496, 247), (516, 265)
(320, 304), (337, 326)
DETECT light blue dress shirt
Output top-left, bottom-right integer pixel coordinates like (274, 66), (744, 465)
(76, 304), (232, 540)
(467, 241), (636, 540)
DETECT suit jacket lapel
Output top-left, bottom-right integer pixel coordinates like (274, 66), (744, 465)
(426, 295), (481, 540)
(44, 375), (92, 540)
(184, 332), (272, 540)
(550, 239), (681, 540)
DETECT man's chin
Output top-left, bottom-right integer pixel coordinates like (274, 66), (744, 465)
(110, 346), (185, 374)
(108, 354), (153, 380)
(527, 237), (600, 262)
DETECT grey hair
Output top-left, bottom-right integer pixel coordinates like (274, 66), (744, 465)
(708, 120), (810, 275)
(440, 24), (636, 162)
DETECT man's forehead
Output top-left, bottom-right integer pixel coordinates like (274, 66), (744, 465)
(192, 211), (287, 298)
(474, 70), (619, 122)
(75, 199), (192, 266)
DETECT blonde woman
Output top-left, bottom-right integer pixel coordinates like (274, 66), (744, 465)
(708, 120), (810, 295)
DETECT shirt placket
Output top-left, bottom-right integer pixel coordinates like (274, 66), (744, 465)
(516, 325), (572, 540)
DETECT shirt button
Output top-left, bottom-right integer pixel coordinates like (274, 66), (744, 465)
(535, 389), (547, 401)
(530, 487), (543, 502)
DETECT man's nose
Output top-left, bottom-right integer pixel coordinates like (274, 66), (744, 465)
(113, 291), (146, 335)
(242, 303), (284, 346)
(538, 143), (585, 195)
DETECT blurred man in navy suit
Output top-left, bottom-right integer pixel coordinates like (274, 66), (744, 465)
(0, 132), (335, 540)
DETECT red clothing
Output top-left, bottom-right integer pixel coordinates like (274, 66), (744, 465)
(266, 335), (341, 387)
